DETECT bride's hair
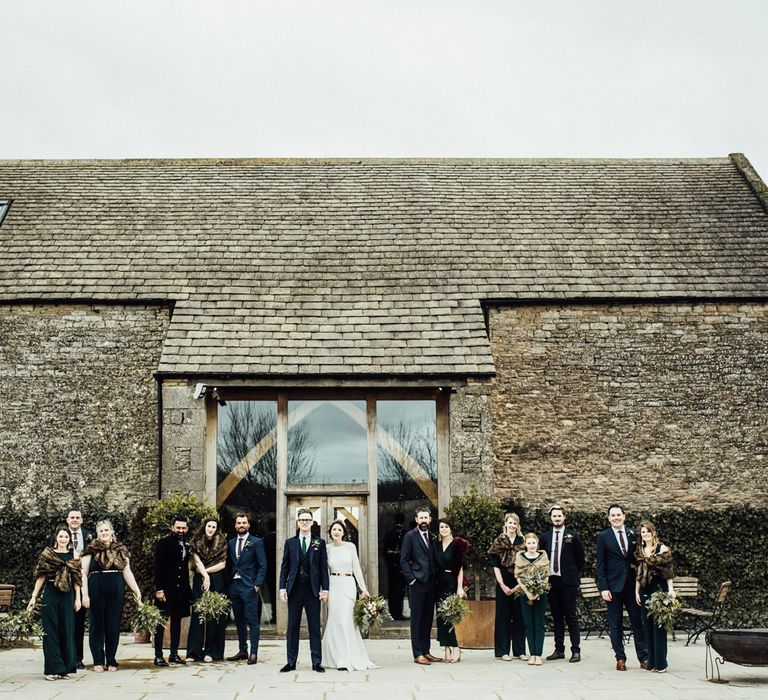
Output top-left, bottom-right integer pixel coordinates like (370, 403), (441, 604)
(327, 519), (349, 541)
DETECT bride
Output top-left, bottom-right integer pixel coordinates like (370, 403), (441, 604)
(321, 520), (377, 671)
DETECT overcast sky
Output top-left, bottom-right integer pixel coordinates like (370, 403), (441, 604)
(2, 1), (766, 178)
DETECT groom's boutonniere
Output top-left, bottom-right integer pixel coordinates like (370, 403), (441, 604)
(310, 539), (321, 551)
(243, 540), (253, 550)
(626, 528), (635, 538)
(564, 534), (574, 543)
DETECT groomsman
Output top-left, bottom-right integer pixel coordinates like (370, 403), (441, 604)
(596, 504), (648, 671)
(279, 509), (329, 672)
(400, 505), (440, 665)
(67, 508), (90, 669)
(153, 515), (191, 667)
(539, 505), (584, 662)
(226, 512), (267, 664)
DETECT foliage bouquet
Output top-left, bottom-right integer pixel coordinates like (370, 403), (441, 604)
(515, 569), (550, 605)
(645, 590), (682, 633)
(0, 606), (44, 648)
(353, 595), (389, 637)
(436, 593), (471, 630)
(131, 602), (167, 635)
(193, 590), (231, 623)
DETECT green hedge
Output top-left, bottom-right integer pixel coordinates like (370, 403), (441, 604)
(499, 502), (768, 627)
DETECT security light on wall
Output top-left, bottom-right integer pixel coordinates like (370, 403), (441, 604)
(192, 383), (226, 405)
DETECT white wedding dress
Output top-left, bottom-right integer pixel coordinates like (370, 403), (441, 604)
(321, 541), (377, 670)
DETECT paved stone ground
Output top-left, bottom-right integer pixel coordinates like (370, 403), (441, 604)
(1, 635), (766, 700)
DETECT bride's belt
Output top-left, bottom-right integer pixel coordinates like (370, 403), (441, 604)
(330, 572), (353, 576)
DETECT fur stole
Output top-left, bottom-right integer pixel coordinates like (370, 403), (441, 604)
(188, 531), (227, 568)
(33, 548), (81, 592)
(82, 539), (131, 571)
(488, 532), (524, 572)
(636, 546), (674, 588)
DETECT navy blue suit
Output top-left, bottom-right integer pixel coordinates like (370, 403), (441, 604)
(400, 527), (437, 658)
(596, 527), (647, 662)
(540, 527), (584, 654)
(279, 535), (329, 666)
(227, 534), (267, 656)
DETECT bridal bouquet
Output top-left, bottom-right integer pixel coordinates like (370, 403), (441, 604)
(515, 569), (550, 604)
(193, 591), (231, 623)
(645, 590), (682, 633)
(0, 607), (44, 649)
(131, 602), (167, 635)
(436, 593), (471, 631)
(353, 595), (389, 636)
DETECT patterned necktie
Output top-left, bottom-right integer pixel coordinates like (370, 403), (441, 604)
(553, 530), (560, 574)
(72, 531), (78, 550)
(619, 530), (627, 557)
(302, 537), (308, 555)
(237, 537), (244, 559)
(422, 531), (429, 547)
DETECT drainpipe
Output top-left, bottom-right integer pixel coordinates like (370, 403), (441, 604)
(156, 376), (163, 499)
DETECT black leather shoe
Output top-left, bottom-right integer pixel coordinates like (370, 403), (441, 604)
(168, 654), (186, 665)
(76, 661), (85, 670)
(154, 657), (168, 667)
(570, 653), (581, 663)
(546, 651), (565, 660)
(280, 663), (296, 672)
(312, 664), (325, 673)
(228, 652), (248, 661)
(338, 667), (348, 671)
(247, 654), (258, 665)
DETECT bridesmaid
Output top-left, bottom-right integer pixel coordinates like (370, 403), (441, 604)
(28, 524), (82, 680)
(187, 519), (228, 662)
(514, 533), (550, 666)
(435, 518), (469, 663)
(488, 512), (527, 661)
(81, 520), (142, 672)
(634, 520), (676, 673)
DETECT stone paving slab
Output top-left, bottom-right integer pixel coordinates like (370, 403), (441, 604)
(1, 634), (766, 699)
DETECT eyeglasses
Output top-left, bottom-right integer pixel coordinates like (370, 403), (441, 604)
(297, 518), (314, 523)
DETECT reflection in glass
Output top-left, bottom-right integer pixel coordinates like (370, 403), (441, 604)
(287, 400), (367, 484)
(376, 400), (438, 619)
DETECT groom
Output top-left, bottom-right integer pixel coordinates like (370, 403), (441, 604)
(279, 508), (329, 673)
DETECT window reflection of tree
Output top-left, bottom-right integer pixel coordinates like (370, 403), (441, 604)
(217, 402), (317, 488)
(377, 418), (437, 502)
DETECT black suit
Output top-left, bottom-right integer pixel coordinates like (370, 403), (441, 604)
(540, 527), (584, 654)
(279, 535), (329, 666)
(596, 527), (647, 662)
(400, 527), (437, 658)
(70, 528), (90, 664)
(153, 534), (191, 657)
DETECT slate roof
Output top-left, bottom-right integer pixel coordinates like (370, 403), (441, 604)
(1, 157), (767, 377)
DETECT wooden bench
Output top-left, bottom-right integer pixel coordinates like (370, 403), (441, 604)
(578, 577), (608, 639)
(679, 580), (732, 646)
(0, 584), (15, 614)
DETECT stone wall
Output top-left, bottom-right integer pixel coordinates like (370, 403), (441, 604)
(489, 302), (768, 510)
(0, 303), (169, 513)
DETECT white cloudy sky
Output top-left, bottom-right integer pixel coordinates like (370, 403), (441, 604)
(2, 0), (767, 178)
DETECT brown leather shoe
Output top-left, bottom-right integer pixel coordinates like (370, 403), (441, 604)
(414, 655), (432, 665)
(425, 653), (443, 663)
(616, 659), (627, 671)
(640, 659), (650, 670)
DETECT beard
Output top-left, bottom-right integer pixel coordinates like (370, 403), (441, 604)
(418, 523), (429, 531)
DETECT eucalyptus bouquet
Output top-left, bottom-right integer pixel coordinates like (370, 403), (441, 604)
(436, 593), (471, 631)
(353, 595), (389, 636)
(645, 590), (682, 633)
(0, 607), (44, 648)
(516, 568), (550, 604)
(131, 602), (167, 635)
(193, 590), (231, 623)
